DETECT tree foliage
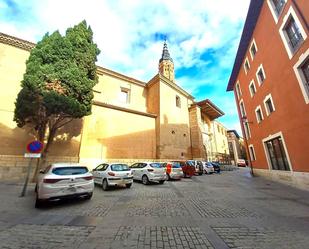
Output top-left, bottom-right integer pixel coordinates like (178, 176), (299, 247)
(14, 20), (100, 171)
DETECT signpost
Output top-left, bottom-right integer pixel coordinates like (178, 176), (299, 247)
(20, 141), (43, 197)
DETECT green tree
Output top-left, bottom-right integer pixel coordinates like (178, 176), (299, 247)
(14, 20), (100, 178)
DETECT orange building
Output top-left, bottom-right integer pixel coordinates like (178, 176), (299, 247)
(227, 0), (309, 190)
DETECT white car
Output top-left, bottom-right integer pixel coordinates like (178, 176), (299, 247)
(202, 162), (215, 174)
(92, 163), (133, 190)
(35, 163), (94, 208)
(162, 162), (183, 180)
(130, 162), (166, 185)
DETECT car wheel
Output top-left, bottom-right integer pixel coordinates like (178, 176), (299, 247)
(183, 172), (187, 178)
(102, 179), (109, 191)
(159, 180), (165, 184)
(198, 172), (203, 175)
(142, 175), (149, 185)
(126, 183), (132, 188)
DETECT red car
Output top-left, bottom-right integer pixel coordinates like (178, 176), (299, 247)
(169, 160), (195, 178)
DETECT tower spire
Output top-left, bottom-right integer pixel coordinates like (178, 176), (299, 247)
(159, 39), (173, 63)
(159, 39), (175, 82)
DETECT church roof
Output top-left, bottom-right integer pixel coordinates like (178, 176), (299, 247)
(159, 41), (173, 63)
(195, 99), (224, 120)
(0, 32), (35, 51)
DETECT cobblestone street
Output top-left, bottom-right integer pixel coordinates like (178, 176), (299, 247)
(0, 168), (308, 249)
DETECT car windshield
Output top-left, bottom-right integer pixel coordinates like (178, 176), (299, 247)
(172, 162), (181, 168)
(52, 167), (88, 175)
(186, 161), (195, 166)
(150, 163), (162, 168)
(111, 164), (130, 171)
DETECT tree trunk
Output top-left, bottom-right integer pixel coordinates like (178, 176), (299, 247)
(31, 123), (47, 182)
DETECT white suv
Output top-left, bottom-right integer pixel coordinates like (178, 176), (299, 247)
(92, 163), (133, 190)
(35, 163), (94, 208)
(130, 162), (166, 185)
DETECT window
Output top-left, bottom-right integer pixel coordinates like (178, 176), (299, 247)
(267, 0), (286, 23)
(256, 64), (266, 85)
(272, 0), (286, 16)
(255, 106), (264, 123)
(111, 164), (130, 171)
(301, 58), (309, 86)
(249, 40), (258, 60)
(119, 88), (130, 104)
(284, 17), (304, 52)
(52, 167), (88, 175)
(243, 122), (251, 139)
(249, 80), (256, 97)
(249, 145), (256, 161)
(279, 7), (307, 58)
(244, 57), (250, 74)
(266, 99), (274, 113)
(264, 94), (275, 116)
(239, 100), (246, 118)
(294, 48), (309, 104)
(264, 136), (290, 171)
(235, 81), (242, 99)
(176, 95), (181, 108)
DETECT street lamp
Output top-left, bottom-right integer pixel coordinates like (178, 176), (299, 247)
(241, 116), (254, 177)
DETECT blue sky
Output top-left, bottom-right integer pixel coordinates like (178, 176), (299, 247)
(0, 0), (250, 135)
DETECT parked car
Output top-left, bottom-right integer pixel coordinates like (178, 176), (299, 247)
(35, 163), (94, 208)
(162, 161), (183, 180)
(92, 163), (133, 190)
(237, 159), (246, 167)
(187, 160), (203, 175)
(130, 162), (166, 185)
(211, 161), (221, 173)
(169, 160), (195, 178)
(202, 161), (215, 174)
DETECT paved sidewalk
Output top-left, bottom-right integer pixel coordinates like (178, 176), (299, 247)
(0, 168), (308, 249)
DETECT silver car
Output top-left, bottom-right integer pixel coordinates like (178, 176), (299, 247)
(130, 162), (166, 185)
(202, 161), (215, 174)
(92, 163), (133, 190)
(35, 163), (94, 208)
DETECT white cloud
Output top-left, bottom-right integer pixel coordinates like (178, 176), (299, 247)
(0, 0), (249, 81)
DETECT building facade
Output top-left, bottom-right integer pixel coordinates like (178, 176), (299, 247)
(0, 33), (226, 179)
(227, 130), (247, 166)
(227, 0), (309, 190)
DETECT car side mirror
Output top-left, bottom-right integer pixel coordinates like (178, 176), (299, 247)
(39, 170), (44, 174)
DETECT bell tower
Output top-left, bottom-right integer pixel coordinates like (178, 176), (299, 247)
(159, 40), (175, 82)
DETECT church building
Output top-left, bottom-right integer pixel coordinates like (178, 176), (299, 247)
(0, 32), (226, 178)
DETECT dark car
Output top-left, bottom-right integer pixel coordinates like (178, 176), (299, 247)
(170, 160), (195, 178)
(211, 162), (221, 173)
